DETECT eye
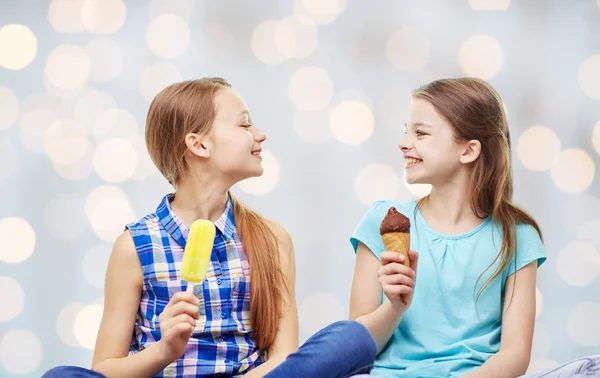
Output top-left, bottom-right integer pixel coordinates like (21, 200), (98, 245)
(415, 130), (427, 137)
(241, 124), (252, 129)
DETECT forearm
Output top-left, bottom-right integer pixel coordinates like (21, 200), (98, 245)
(354, 300), (404, 354)
(92, 342), (172, 378)
(462, 348), (529, 378)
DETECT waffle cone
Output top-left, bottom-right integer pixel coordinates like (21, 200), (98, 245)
(381, 232), (410, 267)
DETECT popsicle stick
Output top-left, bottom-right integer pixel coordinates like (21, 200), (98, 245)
(186, 282), (194, 293)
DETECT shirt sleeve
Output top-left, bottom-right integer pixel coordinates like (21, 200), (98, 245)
(350, 200), (391, 261)
(505, 223), (546, 277)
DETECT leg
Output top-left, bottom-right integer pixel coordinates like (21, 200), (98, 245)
(264, 320), (377, 378)
(41, 366), (107, 378)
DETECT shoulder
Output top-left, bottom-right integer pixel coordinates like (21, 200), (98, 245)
(126, 212), (159, 231)
(516, 223), (543, 243)
(264, 218), (293, 252)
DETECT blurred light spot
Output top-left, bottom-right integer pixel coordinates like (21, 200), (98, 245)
(140, 62), (182, 103)
(93, 138), (138, 183)
(551, 149), (595, 193)
(468, 0), (511, 10)
(237, 150), (280, 195)
(0, 137), (18, 180)
(0, 277), (24, 321)
(289, 66), (334, 111)
(81, 0), (126, 34)
(149, 0), (195, 22)
(0, 329), (43, 374)
(535, 287), (543, 320)
(251, 20), (290, 65)
(82, 244), (112, 288)
(578, 55), (600, 100)
(330, 100), (374, 145)
(48, 0), (86, 33)
(44, 44), (91, 91)
(85, 38), (124, 82)
(20, 109), (59, 153)
(19, 92), (62, 116)
(355, 164), (401, 206)
(53, 148), (94, 181)
(458, 35), (503, 79)
(73, 89), (118, 129)
(294, 0), (347, 25)
(386, 28), (430, 71)
(0, 87), (19, 130)
(146, 14), (190, 59)
(0, 217), (35, 264)
(44, 194), (86, 240)
(567, 302), (600, 346)
(293, 108), (332, 143)
(557, 241), (600, 287)
(0, 24), (37, 70)
(517, 126), (561, 171)
(44, 120), (90, 165)
(273, 20), (296, 59)
(276, 15), (318, 59)
(593, 121), (600, 156)
(74, 304), (103, 349)
(86, 186), (136, 242)
(93, 109), (137, 143)
(56, 303), (85, 347)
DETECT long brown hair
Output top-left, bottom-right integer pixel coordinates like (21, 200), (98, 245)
(146, 78), (287, 350)
(413, 77), (543, 303)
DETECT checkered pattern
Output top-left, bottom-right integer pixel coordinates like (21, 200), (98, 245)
(126, 194), (261, 377)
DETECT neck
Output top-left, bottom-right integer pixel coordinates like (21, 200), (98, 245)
(419, 172), (483, 235)
(170, 174), (229, 227)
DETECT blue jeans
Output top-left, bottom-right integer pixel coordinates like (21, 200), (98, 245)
(42, 320), (376, 378)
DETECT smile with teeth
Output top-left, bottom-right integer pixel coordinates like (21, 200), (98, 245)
(252, 151), (261, 156)
(405, 157), (422, 167)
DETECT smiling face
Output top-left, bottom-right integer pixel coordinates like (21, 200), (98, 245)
(200, 87), (267, 183)
(399, 98), (473, 187)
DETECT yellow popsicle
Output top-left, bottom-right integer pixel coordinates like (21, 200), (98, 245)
(181, 220), (215, 290)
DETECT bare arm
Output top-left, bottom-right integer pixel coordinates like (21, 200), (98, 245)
(349, 243), (417, 353)
(462, 261), (538, 378)
(92, 231), (200, 378)
(244, 221), (299, 377)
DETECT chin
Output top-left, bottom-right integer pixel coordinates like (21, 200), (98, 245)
(405, 175), (429, 185)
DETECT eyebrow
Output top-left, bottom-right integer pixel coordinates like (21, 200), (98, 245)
(405, 122), (433, 128)
(239, 110), (250, 116)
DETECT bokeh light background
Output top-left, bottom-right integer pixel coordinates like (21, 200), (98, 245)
(1, 0), (600, 376)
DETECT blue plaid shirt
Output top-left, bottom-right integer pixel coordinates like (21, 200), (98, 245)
(126, 194), (262, 377)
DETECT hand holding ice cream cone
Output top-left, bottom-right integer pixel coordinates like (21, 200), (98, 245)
(379, 207), (418, 308)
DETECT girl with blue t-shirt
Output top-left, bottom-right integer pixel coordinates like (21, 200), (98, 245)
(349, 77), (546, 378)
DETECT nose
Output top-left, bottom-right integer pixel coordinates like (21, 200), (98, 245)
(253, 126), (266, 143)
(398, 133), (411, 152)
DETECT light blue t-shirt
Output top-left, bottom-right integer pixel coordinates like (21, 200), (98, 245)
(350, 200), (546, 378)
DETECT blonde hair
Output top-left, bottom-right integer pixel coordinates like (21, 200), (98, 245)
(146, 78), (287, 350)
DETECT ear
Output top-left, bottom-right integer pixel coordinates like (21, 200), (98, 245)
(184, 132), (210, 159)
(459, 139), (481, 164)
